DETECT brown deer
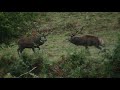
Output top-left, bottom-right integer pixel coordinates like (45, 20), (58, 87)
(17, 31), (47, 56)
(69, 34), (105, 50)
(68, 26), (105, 51)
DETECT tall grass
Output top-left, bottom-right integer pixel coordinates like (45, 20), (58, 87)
(108, 34), (120, 78)
(47, 49), (109, 78)
(0, 43), (118, 78)
(0, 48), (49, 78)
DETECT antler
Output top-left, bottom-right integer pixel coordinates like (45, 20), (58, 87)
(79, 25), (84, 34)
(73, 25), (84, 35)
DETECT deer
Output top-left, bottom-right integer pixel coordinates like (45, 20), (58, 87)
(68, 26), (106, 52)
(17, 30), (48, 56)
(69, 34), (105, 49)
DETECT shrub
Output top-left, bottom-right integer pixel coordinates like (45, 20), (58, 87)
(48, 50), (86, 78)
(48, 49), (110, 78)
(0, 50), (46, 78)
(9, 53), (45, 78)
(0, 12), (39, 44)
(109, 34), (120, 77)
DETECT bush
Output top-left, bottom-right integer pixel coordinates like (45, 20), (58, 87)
(109, 34), (120, 77)
(47, 50), (86, 78)
(0, 12), (39, 44)
(0, 51), (47, 78)
(48, 49), (110, 78)
(9, 53), (45, 78)
(0, 51), (17, 77)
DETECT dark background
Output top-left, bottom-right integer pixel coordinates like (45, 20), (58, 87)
(0, 0), (120, 11)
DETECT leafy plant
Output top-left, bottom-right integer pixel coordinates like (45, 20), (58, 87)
(0, 12), (39, 44)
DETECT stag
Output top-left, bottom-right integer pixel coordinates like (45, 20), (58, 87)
(69, 34), (105, 50)
(68, 26), (105, 51)
(17, 32), (47, 55)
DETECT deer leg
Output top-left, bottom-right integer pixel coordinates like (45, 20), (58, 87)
(85, 46), (90, 55)
(85, 46), (88, 49)
(37, 46), (40, 50)
(96, 46), (102, 50)
(32, 47), (35, 53)
(96, 46), (105, 54)
(17, 48), (20, 56)
(34, 45), (40, 50)
(20, 48), (24, 54)
(17, 46), (24, 56)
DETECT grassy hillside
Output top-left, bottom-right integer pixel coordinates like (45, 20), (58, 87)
(0, 12), (120, 78)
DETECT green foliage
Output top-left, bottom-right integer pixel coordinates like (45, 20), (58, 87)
(0, 50), (46, 78)
(108, 34), (120, 77)
(10, 53), (45, 78)
(47, 50), (87, 78)
(0, 50), (18, 77)
(47, 49), (109, 78)
(9, 58), (29, 77)
(0, 12), (39, 44)
(66, 51), (86, 69)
